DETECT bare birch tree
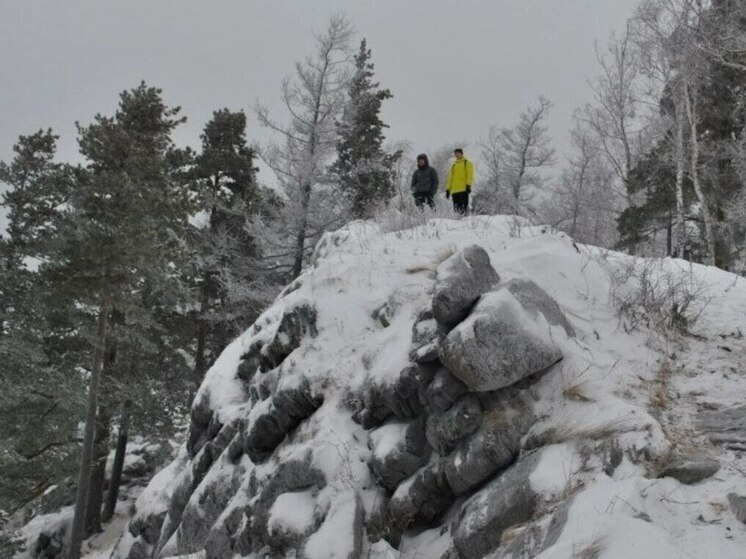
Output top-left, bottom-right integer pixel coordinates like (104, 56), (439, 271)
(472, 126), (503, 214)
(497, 97), (555, 217)
(634, 0), (719, 263)
(579, 23), (653, 207)
(633, 0), (695, 257)
(541, 124), (620, 246)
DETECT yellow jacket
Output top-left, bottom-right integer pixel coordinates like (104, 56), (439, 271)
(447, 158), (474, 194)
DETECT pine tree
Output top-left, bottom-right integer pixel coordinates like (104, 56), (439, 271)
(46, 82), (193, 558)
(333, 39), (398, 218)
(188, 109), (269, 389)
(0, 130), (80, 512)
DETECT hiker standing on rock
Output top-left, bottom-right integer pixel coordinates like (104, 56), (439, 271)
(446, 148), (474, 214)
(411, 153), (439, 209)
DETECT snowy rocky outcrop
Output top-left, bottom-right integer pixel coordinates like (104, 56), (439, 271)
(105, 217), (746, 559)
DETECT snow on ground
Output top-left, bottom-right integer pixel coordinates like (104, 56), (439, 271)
(80, 504), (133, 559)
(16, 498), (138, 559)
(17, 505), (73, 557)
(304, 490), (360, 559)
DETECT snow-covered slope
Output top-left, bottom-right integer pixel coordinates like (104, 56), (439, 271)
(108, 216), (746, 559)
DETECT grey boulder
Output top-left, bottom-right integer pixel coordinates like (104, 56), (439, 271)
(439, 288), (564, 392)
(502, 279), (575, 337)
(419, 367), (469, 415)
(354, 365), (435, 428)
(426, 394), (483, 455)
(410, 317), (445, 364)
(177, 459), (245, 555)
(243, 378), (324, 462)
(260, 302), (318, 372)
(369, 418), (431, 491)
(445, 392), (534, 494)
(433, 245), (500, 328)
(388, 461), (454, 531)
(452, 452), (540, 559)
(698, 405), (746, 450)
(658, 454), (720, 485)
(728, 493), (746, 523)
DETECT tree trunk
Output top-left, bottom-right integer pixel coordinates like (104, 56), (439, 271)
(67, 293), (110, 559)
(84, 406), (110, 537)
(666, 211), (673, 256)
(191, 275), (211, 402)
(292, 183), (312, 279)
(570, 151), (589, 238)
(291, 63), (324, 280)
(684, 84), (716, 266)
(102, 399), (131, 522)
(673, 89), (687, 258)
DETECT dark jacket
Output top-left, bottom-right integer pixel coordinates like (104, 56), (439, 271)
(411, 154), (439, 195)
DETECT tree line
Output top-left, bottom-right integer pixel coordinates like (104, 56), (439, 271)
(483, 0), (746, 270)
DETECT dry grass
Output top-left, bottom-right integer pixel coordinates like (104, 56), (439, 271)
(375, 197), (460, 234)
(563, 382), (595, 403)
(404, 265), (435, 276)
(709, 501), (728, 514)
(561, 364), (596, 403)
(572, 536), (606, 559)
(649, 360), (672, 411)
(525, 417), (644, 450)
(647, 419), (702, 479)
(404, 245), (456, 276)
(596, 253), (712, 345)
(432, 245), (457, 266)
(500, 524), (526, 545)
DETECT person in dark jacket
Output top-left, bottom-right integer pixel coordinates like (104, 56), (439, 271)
(411, 154), (438, 208)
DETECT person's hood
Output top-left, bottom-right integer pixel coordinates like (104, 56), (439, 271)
(417, 153), (429, 167)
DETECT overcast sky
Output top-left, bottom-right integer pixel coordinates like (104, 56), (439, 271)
(1, 0), (640, 185)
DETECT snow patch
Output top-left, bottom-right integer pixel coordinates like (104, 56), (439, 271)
(267, 490), (317, 536)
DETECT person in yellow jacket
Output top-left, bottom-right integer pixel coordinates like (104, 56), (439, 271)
(445, 148), (474, 214)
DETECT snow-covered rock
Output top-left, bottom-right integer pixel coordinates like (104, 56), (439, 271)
(728, 493), (746, 523)
(432, 245), (500, 327)
(425, 393), (482, 455)
(451, 452), (540, 558)
(304, 490), (363, 559)
(698, 405), (746, 450)
(443, 389), (534, 495)
(101, 216), (746, 559)
(420, 366), (468, 414)
(368, 419), (430, 491)
(658, 454), (720, 485)
(439, 286), (567, 392)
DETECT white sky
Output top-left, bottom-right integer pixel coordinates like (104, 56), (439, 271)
(0, 0), (640, 191)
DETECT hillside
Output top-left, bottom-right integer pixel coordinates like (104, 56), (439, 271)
(45, 216), (746, 558)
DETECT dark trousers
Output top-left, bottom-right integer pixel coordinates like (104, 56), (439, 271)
(452, 191), (469, 214)
(413, 192), (435, 209)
